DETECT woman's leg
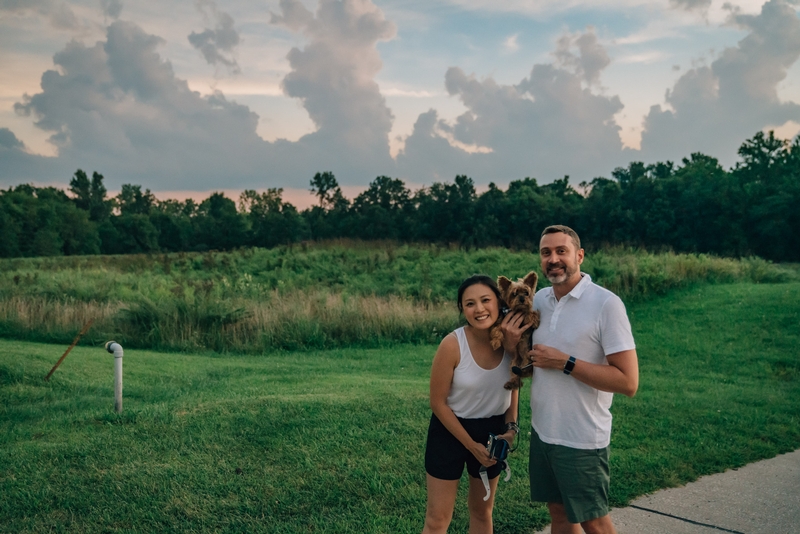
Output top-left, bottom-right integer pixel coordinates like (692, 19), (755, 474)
(466, 474), (499, 534)
(422, 474), (460, 534)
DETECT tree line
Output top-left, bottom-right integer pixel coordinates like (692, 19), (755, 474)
(1, 130), (797, 262)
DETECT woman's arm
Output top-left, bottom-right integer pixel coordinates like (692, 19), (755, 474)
(496, 388), (519, 445)
(429, 334), (496, 467)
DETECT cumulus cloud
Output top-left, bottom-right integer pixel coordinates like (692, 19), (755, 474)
(554, 27), (611, 86)
(396, 109), (480, 181)
(8, 20), (268, 188)
(0, 128), (25, 150)
(640, 0), (800, 166)
(5, 0), (799, 194)
(1, 1), (404, 189)
(398, 28), (626, 184)
(101, 0), (123, 20)
(669, 0), (712, 12)
(188, 0), (241, 74)
(0, 0), (80, 29)
(270, 0), (397, 180)
(504, 33), (520, 53)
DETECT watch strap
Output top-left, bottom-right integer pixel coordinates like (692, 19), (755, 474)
(563, 356), (576, 375)
(505, 421), (520, 434)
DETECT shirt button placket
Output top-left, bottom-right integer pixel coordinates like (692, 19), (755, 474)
(550, 297), (565, 332)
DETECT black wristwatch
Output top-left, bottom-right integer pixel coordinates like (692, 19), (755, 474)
(563, 356), (576, 375)
(505, 421), (520, 435)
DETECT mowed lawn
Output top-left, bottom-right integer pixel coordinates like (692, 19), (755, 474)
(1, 282), (799, 533)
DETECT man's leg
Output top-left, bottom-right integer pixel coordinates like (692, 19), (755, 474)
(548, 442), (612, 529)
(531, 428), (570, 531)
(547, 502), (581, 534)
(580, 514), (616, 534)
(548, 506), (616, 534)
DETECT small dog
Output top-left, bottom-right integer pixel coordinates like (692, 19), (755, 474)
(489, 271), (540, 390)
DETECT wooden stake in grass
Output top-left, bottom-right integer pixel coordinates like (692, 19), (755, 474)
(44, 319), (94, 381)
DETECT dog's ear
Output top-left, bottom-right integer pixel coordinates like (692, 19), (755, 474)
(523, 271), (538, 291)
(497, 276), (512, 293)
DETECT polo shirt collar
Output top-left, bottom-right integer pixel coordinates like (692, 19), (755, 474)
(548, 272), (592, 302)
(569, 273), (592, 299)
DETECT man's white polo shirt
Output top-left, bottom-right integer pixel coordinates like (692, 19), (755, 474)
(530, 274), (636, 449)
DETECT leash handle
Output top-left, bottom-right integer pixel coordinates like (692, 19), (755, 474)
(479, 466), (491, 501)
(478, 461), (512, 503)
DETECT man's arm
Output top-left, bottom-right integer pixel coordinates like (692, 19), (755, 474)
(499, 311), (528, 355)
(529, 345), (639, 397)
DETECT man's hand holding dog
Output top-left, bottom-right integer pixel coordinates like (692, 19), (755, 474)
(499, 311), (530, 355)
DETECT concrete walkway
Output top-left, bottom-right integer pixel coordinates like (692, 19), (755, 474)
(533, 449), (800, 534)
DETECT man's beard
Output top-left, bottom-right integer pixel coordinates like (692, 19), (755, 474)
(546, 263), (575, 284)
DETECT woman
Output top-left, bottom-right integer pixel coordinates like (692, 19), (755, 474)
(422, 275), (520, 534)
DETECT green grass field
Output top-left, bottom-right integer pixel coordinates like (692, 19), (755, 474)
(2, 282), (799, 533)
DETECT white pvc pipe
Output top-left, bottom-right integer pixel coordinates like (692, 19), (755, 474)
(105, 341), (124, 413)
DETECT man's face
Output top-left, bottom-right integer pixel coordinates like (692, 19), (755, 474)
(539, 232), (584, 285)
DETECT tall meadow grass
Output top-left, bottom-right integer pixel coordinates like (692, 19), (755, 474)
(0, 242), (795, 351)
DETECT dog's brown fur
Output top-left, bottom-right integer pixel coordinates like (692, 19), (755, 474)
(489, 271), (540, 390)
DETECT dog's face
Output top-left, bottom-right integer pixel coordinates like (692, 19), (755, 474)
(497, 271), (538, 312)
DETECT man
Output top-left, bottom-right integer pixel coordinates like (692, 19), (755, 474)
(502, 225), (638, 534)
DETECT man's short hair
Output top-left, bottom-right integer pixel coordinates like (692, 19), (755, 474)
(541, 225), (581, 250)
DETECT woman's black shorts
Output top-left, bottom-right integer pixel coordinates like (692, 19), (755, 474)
(425, 413), (506, 480)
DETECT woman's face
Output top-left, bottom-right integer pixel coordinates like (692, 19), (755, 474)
(460, 283), (499, 330)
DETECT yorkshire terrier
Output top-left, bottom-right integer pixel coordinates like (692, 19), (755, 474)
(489, 271), (540, 390)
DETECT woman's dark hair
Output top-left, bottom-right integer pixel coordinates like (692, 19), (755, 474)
(457, 274), (503, 312)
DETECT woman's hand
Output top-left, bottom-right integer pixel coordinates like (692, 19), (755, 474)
(468, 441), (497, 468)
(496, 430), (516, 446)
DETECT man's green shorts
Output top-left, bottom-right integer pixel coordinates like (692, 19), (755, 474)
(529, 428), (610, 524)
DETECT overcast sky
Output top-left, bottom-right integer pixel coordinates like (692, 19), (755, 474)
(1, 0), (799, 207)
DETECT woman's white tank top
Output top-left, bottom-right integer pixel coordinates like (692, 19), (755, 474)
(446, 327), (513, 419)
